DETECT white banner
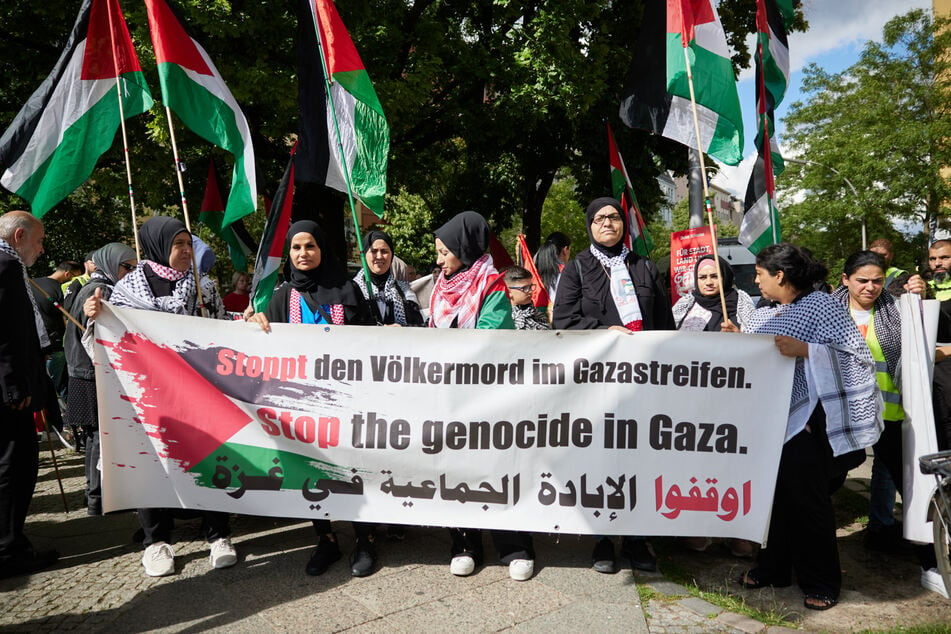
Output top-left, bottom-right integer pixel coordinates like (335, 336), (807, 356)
(93, 303), (794, 542)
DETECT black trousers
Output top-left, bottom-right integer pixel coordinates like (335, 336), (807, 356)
(138, 508), (231, 546)
(312, 519), (373, 541)
(0, 408), (39, 564)
(449, 528), (534, 564)
(932, 360), (951, 451)
(756, 407), (840, 598)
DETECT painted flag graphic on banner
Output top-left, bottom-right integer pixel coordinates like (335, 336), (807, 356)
(0, 0), (153, 217)
(144, 0), (257, 229)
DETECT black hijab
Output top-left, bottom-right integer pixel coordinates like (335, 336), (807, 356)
(585, 197), (628, 258)
(691, 255), (739, 331)
(140, 216), (188, 266)
(363, 229), (394, 286)
(285, 220), (355, 304)
(434, 211), (490, 270)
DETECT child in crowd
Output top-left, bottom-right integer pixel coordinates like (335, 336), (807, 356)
(504, 266), (550, 330)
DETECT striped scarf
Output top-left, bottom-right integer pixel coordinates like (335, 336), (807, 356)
(353, 270), (417, 326)
(288, 288), (344, 325)
(429, 254), (495, 329)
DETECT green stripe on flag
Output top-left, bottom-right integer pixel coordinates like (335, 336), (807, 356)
(18, 72), (152, 217)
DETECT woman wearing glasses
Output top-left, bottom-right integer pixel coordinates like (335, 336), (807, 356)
(553, 197), (674, 575)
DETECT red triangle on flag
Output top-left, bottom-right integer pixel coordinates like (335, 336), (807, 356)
(82, 0), (143, 80)
(145, 0), (213, 76)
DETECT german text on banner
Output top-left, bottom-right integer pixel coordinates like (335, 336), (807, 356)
(93, 304), (794, 542)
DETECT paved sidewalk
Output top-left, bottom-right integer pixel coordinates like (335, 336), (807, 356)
(2, 446), (943, 633)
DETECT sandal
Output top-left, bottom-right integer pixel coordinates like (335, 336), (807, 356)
(737, 569), (768, 589)
(803, 594), (838, 611)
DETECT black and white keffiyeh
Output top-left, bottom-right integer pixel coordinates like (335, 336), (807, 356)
(0, 237), (50, 348)
(743, 290), (882, 456)
(110, 261), (198, 315)
(353, 270), (419, 326)
(512, 303), (551, 330)
(831, 285), (902, 384)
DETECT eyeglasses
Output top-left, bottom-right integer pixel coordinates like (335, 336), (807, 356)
(591, 213), (623, 226)
(507, 284), (535, 293)
(119, 262), (136, 271)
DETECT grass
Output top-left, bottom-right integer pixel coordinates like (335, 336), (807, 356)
(645, 551), (795, 628)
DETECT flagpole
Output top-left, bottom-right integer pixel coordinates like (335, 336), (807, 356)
(682, 46), (730, 325)
(104, 0), (142, 261)
(163, 107), (209, 318)
(309, 6), (374, 301)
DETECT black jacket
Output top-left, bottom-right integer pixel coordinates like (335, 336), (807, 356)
(64, 278), (113, 380)
(265, 282), (376, 326)
(0, 253), (48, 409)
(552, 249), (675, 331)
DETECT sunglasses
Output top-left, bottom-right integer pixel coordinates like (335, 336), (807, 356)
(508, 284), (534, 293)
(119, 262), (136, 271)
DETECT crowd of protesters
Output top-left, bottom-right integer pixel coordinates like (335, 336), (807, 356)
(2, 206), (950, 610)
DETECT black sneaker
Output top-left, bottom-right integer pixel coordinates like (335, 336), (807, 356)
(350, 538), (376, 577)
(591, 537), (616, 574)
(622, 538), (657, 572)
(305, 537), (342, 576)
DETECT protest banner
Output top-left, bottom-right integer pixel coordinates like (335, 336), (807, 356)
(669, 226), (715, 305)
(93, 303), (794, 543)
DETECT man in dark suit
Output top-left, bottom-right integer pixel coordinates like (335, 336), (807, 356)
(0, 210), (57, 578)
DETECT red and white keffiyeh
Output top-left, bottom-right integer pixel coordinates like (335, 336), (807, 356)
(429, 254), (496, 329)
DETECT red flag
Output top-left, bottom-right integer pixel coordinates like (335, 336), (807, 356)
(488, 233), (515, 269)
(517, 235), (551, 309)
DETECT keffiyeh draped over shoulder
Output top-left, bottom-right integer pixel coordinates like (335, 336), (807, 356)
(830, 285), (902, 382)
(743, 291), (882, 456)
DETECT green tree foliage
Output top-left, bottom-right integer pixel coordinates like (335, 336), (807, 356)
(779, 9), (951, 269)
(1, 0), (783, 279)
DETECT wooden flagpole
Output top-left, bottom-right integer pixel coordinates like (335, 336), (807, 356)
(28, 278), (86, 332)
(308, 4), (375, 301)
(681, 46), (730, 327)
(104, 0), (142, 262)
(40, 410), (70, 514)
(162, 107), (208, 318)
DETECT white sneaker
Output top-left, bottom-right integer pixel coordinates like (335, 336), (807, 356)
(142, 542), (175, 577)
(920, 567), (950, 599)
(209, 537), (238, 569)
(450, 554), (475, 576)
(509, 558), (534, 581)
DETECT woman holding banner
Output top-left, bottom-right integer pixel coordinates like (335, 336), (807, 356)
(831, 251), (943, 595)
(65, 242), (136, 517)
(552, 197), (674, 575)
(248, 220), (379, 578)
(735, 243), (881, 610)
(85, 216), (237, 577)
(673, 255), (755, 332)
(354, 229), (423, 326)
(429, 210), (535, 581)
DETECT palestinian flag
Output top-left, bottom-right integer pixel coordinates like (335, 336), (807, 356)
(607, 123), (653, 257)
(144, 0), (256, 229)
(297, 0), (389, 218)
(0, 0), (153, 217)
(740, 0), (796, 254)
(618, 0), (742, 166)
(516, 234), (551, 310)
(251, 146), (296, 314)
(199, 158), (255, 271)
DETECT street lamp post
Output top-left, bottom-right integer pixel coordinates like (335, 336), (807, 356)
(786, 157), (865, 249)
